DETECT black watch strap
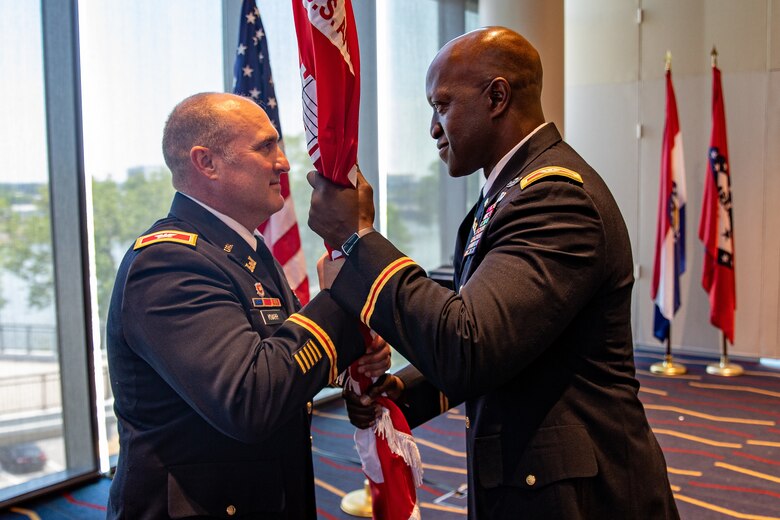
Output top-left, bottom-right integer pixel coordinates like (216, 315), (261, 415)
(341, 232), (360, 256)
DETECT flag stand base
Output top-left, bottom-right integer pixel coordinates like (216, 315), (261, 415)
(650, 355), (688, 376)
(341, 479), (372, 518)
(706, 357), (744, 377)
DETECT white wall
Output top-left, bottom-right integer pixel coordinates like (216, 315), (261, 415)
(565, 0), (780, 359)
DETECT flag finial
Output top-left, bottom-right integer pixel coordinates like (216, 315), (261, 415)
(711, 46), (718, 68)
(665, 51), (672, 72)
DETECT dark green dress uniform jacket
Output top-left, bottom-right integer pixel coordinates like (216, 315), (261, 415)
(106, 193), (365, 519)
(330, 124), (680, 519)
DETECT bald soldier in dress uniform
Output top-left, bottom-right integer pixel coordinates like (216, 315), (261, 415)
(106, 93), (389, 519)
(308, 28), (680, 519)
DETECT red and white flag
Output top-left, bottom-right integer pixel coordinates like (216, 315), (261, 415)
(651, 66), (687, 342)
(698, 61), (736, 343)
(292, 1), (422, 518)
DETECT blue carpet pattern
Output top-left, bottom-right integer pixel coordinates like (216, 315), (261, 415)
(1, 348), (778, 519)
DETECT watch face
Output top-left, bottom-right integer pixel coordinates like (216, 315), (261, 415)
(342, 232), (360, 256)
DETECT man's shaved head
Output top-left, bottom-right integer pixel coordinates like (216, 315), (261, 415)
(434, 27), (543, 109)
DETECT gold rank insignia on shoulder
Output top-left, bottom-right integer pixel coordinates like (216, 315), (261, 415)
(245, 256), (257, 273)
(133, 230), (197, 250)
(520, 166), (583, 190)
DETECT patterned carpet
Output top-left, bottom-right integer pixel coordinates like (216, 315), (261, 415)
(1, 348), (778, 519)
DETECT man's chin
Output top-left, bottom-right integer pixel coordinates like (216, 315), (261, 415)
(447, 165), (477, 178)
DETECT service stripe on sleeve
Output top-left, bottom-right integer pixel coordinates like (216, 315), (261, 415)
(294, 354), (309, 374)
(288, 314), (338, 382)
(360, 257), (416, 326)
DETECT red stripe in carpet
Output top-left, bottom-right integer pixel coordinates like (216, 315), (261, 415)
(63, 493), (106, 511)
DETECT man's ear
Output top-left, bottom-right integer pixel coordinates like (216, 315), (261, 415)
(190, 146), (218, 180)
(487, 77), (511, 118)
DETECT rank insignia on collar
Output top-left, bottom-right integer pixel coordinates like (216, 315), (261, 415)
(223, 243), (234, 253)
(245, 256), (257, 273)
(254, 282), (265, 297)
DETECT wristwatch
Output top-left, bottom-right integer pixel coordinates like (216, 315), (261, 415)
(341, 227), (375, 256)
(341, 232), (360, 256)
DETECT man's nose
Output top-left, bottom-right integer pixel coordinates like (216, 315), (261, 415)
(430, 120), (442, 139)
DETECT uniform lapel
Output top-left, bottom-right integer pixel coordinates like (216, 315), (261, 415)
(168, 193), (293, 309)
(453, 200), (480, 291)
(454, 124), (565, 287)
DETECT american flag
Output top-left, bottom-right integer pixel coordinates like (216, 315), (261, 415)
(233, 0), (309, 304)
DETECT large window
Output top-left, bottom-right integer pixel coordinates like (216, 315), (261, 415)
(0, 0), (476, 507)
(0, 1), (66, 502)
(77, 0), (225, 464)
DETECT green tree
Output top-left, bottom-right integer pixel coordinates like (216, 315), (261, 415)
(285, 132), (413, 267)
(92, 169), (174, 326)
(385, 202), (411, 252)
(4, 170), (174, 328)
(5, 185), (54, 309)
(0, 189), (15, 309)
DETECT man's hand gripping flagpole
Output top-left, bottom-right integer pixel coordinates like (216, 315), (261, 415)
(292, 1), (422, 518)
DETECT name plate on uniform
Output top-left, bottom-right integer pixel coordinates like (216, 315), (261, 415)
(260, 309), (285, 325)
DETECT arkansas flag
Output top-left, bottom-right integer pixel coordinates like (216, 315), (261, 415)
(651, 67), (687, 342)
(291, 1), (422, 519)
(698, 62), (736, 343)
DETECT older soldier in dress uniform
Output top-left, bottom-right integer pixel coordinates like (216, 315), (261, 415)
(308, 28), (680, 519)
(106, 92), (389, 519)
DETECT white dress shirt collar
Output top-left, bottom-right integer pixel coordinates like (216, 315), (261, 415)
(481, 122), (549, 197)
(180, 192), (261, 249)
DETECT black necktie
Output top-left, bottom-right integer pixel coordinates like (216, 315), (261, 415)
(255, 237), (284, 292)
(456, 190), (487, 291)
(467, 190), (487, 245)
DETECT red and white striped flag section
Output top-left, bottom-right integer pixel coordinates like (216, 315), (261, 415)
(651, 65), (687, 342)
(698, 59), (736, 343)
(291, 1), (422, 518)
(233, 0), (310, 304)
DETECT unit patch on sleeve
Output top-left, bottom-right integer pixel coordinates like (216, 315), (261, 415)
(133, 231), (198, 250)
(520, 166), (583, 190)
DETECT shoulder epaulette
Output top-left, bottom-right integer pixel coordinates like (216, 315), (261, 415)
(520, 166), (583, 190)
(133, 230), (198, 250)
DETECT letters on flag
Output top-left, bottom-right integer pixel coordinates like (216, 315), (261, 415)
(233, 0), (310, 304)
(698, 63), (736, 342)
(292, 0), (360, 188)
(292, 1), (422, 518)
(651, 67), (687, 342)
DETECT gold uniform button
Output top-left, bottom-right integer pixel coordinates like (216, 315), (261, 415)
(525, 474), (536, 486)
(465, 416), (470, 429)
(226, 504), (236, 516)
(307, 401), (313, 414)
